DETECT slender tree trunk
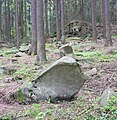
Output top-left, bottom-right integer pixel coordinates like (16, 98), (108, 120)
(20, 0), (24, 39)
(4, 0), (8, 41)
(7, 0), (11, 41)
(29, 0), (37, 55)
(45, 0), (49, 37)
(24, 1), (27, 40)
(49, 0), (52, 34)
(55, 0), (61, 41)
(10, 0), (13, 40)
(102, 0), (106, 39)
(91, 0), (97, 42)
(0, 0), (2, 41)
(37, 0), (46, 63)
(15, 0), (19, 48)
(61, 0), (65, 43)
(81, 0), (85, 21)
(104, 0), (112, 46)
(28, 4), (31, 36)
(114, 2), (117, 24)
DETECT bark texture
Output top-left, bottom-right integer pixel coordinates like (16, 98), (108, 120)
(55, 0), (61, 41)
(15, 0), (19, 48)
(0, 0), (2, 41)
(104, 0), (112, 46)
(61, 0), (65, 43)
(29, 0), (37, 55)
(91, 0), (97, 42)
(37, 0), (46, 63)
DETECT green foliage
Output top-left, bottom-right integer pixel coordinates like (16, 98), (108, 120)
(35, 109), (52, 120)
(25, 104), (40, 118)
(0, 47), (18, 57)
(13, 65), (36, 79)
(75, 50), (117, 63)
(11, 27), (16, 39)
(112, 35), (117, 38)
(80, 34), (91, 39)
(15, 89), (26, 102)
(97, 95), (117, 120)
(76, 95), (117, 120)
(0, 113), (14, 120)
(46, 43), (57, 52)
(103, 95), (117, 114)
(25, 104), (53, 120)
(75, 51), (102, 58)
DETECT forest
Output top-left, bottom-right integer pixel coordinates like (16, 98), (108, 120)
(0, 0), (117, 120)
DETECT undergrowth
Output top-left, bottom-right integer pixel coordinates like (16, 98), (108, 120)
(23, 95), (117, 120)
(13, 65), (37, 80)
(74, 51), (117, 63)
(0, 47), (18, 57)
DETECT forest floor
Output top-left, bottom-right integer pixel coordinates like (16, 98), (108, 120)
(0, 37), (117, 120)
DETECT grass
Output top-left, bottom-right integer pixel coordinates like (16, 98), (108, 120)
(15, 89), (26, 102)
(74, 50), (117, 63)
(112, 35), (117, 38)
(0, 95), (116, 120)
(0, 47), (18, 57)
(13, 64), (37, 80)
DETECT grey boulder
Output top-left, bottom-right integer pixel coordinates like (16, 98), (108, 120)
(100, 87), (116, 106)
(22, 56), (85, 103)
(59, 44), (73, 57)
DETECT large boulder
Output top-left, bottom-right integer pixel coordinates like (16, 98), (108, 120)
(22, 56), (85, 103)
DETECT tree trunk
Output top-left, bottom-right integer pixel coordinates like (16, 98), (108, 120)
(4, 0), (8, 41)
(29, 0), (37, 55)
(7, 0), (11, 41)
(28, 4), (31, 37)
(61, 0), (65, 43)
(24, 1), (27, 40)
(91, 0), (97, 42)
(49, 0), (52, 34)
(15, 0), (19, 48)
(0, 0), (2, 41)
(37, 0), (46, 63)
(102, 0), (106, 39)
(104, 0), (112, 46)
(45, 0), (49, 37)
(20, 0), (24, 39)
(81, 0), (85, 21)
(55, 0), (61, 41)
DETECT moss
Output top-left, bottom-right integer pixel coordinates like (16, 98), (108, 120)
(13, 65), (36, 80)
(15, 89), (26, 102)
(0, 47), (18, 57)
(74, 51), (117, 63)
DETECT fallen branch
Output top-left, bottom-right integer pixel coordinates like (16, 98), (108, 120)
(0, 83), (22, 102)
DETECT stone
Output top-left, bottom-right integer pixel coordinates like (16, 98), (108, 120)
(84, 68), (97, 77)
(4, 77), (15, 83)
(59, 44), (73, 57)
(8, 58), (18, 64)
(22, 56), (85, 103)
(100, 87), (115, 106)
(2, 65), (18, 75)
(54, 41), (62, 48)
(0, 67), (4, 74)
(19, 45), (29, 53)
(15, 52), (26, 57)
